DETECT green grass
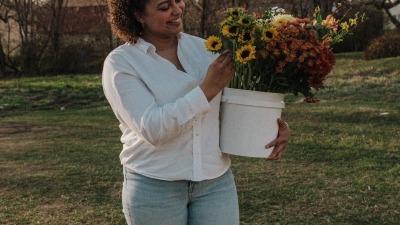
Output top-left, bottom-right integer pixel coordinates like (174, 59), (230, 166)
(1, 53), (400, 224)
(0, 74), (105, 113)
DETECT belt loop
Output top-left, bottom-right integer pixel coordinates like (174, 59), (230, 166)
(188, 181), (197, 193)
(188, 182), (194, 193)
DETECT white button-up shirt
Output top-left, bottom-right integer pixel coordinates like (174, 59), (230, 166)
(102, 33), (231, 181)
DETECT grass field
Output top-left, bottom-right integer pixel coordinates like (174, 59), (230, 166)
(1, 52), (399, 224)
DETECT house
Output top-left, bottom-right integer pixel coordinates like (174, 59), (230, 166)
(385, 3), (400, 29)
(38, 0), (108, 36)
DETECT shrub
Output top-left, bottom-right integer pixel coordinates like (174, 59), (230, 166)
(39, 36), (111, 75)
(364, 30), (400, 60)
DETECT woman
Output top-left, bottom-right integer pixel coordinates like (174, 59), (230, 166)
(102, 0), (290, 224)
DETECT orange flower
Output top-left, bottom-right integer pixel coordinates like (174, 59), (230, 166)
(273, 49), (281, 56)
(322, 15), (338, 32)
(259, 49), (268, 58)
(278, 60), (286, 68)
(286, 53), (296, 62)
(299, 55), (305, 63)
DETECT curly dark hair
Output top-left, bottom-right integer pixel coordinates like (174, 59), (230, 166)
(107, 0), (150, 43)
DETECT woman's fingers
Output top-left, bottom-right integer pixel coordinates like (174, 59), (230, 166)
(211, 50), (235, 82)
(266, 118), (290, 160)
(217, 50), (235, 70)
(200, 50), (235, 101)
(217, 50), (230, 62)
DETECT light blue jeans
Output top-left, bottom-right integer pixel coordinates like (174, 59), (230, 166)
(122, 167), (239, 225)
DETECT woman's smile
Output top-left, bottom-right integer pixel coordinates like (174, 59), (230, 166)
(169, 18), (181, 24)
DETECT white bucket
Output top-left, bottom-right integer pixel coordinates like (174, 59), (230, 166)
(219, 88), (285, 158)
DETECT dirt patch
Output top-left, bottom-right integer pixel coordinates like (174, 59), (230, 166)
(0, 123), (57, 137)
(0, 123), (58, 151)
(0, 124), (31, 135)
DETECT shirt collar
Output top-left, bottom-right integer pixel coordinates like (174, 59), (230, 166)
(132, 33), (183, 54)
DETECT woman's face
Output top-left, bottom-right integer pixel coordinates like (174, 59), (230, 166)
(137, 0), (185, 40)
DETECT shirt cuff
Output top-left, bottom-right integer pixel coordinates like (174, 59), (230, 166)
(185, 86), (211, 116)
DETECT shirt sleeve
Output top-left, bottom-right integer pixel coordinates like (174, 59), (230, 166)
(102, 56), (211, 146)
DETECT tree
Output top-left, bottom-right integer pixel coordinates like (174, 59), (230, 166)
(341, 0), (400, 31)
(47, 0), (69, 71)
(0, 2), (11, 77)
(364, 0), (400, 30)
(291, 0), (314, 17)
(0, 0), (70, 76)
(13, 0), (41, 73)
(313, 0), (335, 17)
(33, 0), (69, 73)
(0, 39), (6, 78)
(95, 0), (115, 50)
(0, 0), (21, 76)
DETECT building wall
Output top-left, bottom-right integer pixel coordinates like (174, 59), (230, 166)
(62, 5), (108, 34)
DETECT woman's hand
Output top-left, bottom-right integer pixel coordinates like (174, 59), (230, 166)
(265, 118), (290, 160)
(200, 50), (235, 101)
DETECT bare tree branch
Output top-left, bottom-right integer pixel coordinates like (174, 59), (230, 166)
(186, 0), (203, 11)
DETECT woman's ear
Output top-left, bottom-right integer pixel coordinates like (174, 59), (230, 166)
(134, 12), (144, 24)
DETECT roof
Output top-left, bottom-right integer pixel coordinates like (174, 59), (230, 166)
(390, 3), (400, 14)
(66, 0), (107, 7)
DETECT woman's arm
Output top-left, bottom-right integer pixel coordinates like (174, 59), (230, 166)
(103, 58), (210, 146)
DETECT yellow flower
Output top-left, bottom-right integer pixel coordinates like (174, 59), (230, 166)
(222, 25), (239, 37)
(238, 16), (252, 27)
(238, 30), (255, 44)
(228, 7), (244, 18)
(271, 14), (296, 27)
(220, 16), (233, 27)
(261, 27), (277, 42)
(340, 21), (349, 31)
(204, 36), (223, 52)
(236, 45), (256, 64)
(254, 23), (263, 31)
(349, 18), (357, 26)
(313, 6), (321, 19)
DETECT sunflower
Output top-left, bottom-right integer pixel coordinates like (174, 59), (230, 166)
(228, 7), (244, 18)
(236, 45), (256, 64)
(261, 27), (277, 42)
(238, 15), (253, 27)
(204, 36), (223, 52)
(220, 16), (233, 27)
(222, 25), (239, 37)
(238, 30), (255, 44)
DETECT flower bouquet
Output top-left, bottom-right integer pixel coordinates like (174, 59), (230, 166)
(205, 6), (365, 99)
(205, 6), (365, 157)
